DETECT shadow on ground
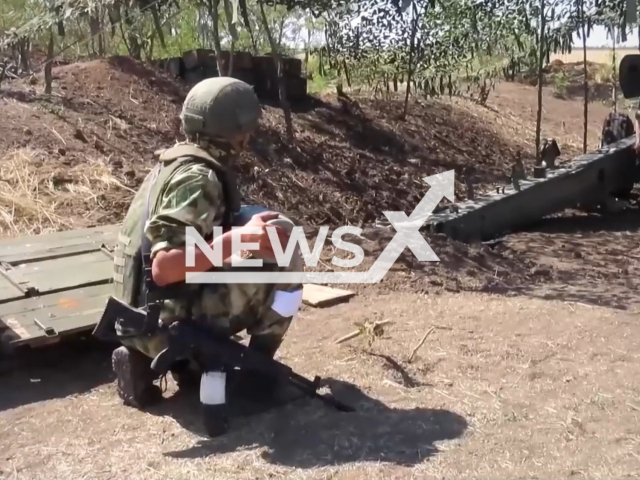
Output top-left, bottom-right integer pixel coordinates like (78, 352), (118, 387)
(157, 378), (468, 468)
(260, 95), (330, 115)
(523, 208), (640, 235)
(488, 207), (640, 310)
(0, 336), (114, 412)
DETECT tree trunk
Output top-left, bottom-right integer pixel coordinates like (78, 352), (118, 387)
(148, 33), (155, 61)
(535, 0), (546, 165)
(238, 0), (258, 55)
(123, 11), (142, 60)
(89, 15), (101, 57)
(18, 38), (30, 74)
(304, 28), (310, 72)
(612, 24), (618, 112)
(77, 19), (91, 57)
(342, 59), (351, 88)
(258, 0), (294, 144)
(318, 49), (325, 76)
(204, 0), (226, 75)
(223, 0), (237, 76)
(99, 19), (106, 57)
(402, 3), (420, 120)
(277, 16), (286, 48)
(150, 5), (166, 50)
(45, 29), (54, 95)
(581, 0), (588, 154)
(119, 21), (133, 57)
(228, 41), (235, 76)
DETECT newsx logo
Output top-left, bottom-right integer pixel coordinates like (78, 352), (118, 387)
(185, 170), (454, 284)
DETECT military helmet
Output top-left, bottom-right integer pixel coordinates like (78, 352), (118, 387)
(180, 77), (261, 139)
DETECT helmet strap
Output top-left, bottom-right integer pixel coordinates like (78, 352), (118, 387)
(184, 131), (252, 156)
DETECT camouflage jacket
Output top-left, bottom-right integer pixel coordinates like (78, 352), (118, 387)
(145, 154), (229, 325)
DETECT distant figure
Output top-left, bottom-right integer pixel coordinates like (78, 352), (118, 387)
(540, 138), (561, 168)
(511, 152), (526, 191)
(599, 111), (637, 201)
(600, 111), (635, 149)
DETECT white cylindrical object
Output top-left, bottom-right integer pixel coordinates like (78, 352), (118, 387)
(271, 288), (304, 318)
(200, 371), (226, 405)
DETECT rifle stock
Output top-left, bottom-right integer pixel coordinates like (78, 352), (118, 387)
(93, 296), (148, 341)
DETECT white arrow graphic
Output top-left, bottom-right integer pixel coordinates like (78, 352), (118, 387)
(186, 170), (454, 284)
(384, 170), (455, 231)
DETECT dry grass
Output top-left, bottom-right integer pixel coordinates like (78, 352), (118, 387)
(551, 47), (637, 66)
(0, 148), (134, 238)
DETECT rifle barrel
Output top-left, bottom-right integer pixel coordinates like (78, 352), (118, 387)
(171, 321), (356, 413)
(288, 375), (355, 412)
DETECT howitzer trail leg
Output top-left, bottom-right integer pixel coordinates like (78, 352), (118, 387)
(112, 346), (163, 408)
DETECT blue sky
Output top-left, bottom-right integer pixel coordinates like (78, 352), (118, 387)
(579, 25), (638, 47)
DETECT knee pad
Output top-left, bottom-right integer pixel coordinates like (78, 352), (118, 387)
(270, 288), (304, 318)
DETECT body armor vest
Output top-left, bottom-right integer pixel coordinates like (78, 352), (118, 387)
(112, 144), (241, 308)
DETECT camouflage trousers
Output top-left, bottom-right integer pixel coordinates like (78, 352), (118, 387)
(121, 258), (303, 361)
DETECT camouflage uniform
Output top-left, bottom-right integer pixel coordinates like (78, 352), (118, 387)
(108, 77), (303, 416)
(122, 140), (303, 360)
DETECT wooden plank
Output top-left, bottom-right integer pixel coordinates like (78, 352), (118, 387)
(0, 284), (111, 346)
(0, 224), (120, 264)
(0, 274), (24, 303)
(0, 224), (120, 248)
(302, 284), (356, 308)
(10, 311), (105, 346)
(0, 283), (110, 317)
(5, 250), (113, 294)
(0, 239), (116, 265)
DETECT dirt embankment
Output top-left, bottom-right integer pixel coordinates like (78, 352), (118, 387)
(0, 55), (541, 232)
(2, 55), (637, 312)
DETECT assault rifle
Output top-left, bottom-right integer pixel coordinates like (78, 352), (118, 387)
(94, 296), (354, 435)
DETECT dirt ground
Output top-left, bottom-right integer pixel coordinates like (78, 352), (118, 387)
(2, 292), (640, 479)
(2, 56), (640, 478)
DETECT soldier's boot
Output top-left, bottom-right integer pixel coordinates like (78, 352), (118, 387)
(240, 333), (286, 397)
(249, 332), (282, 359)
(112, 346), (163, 409)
